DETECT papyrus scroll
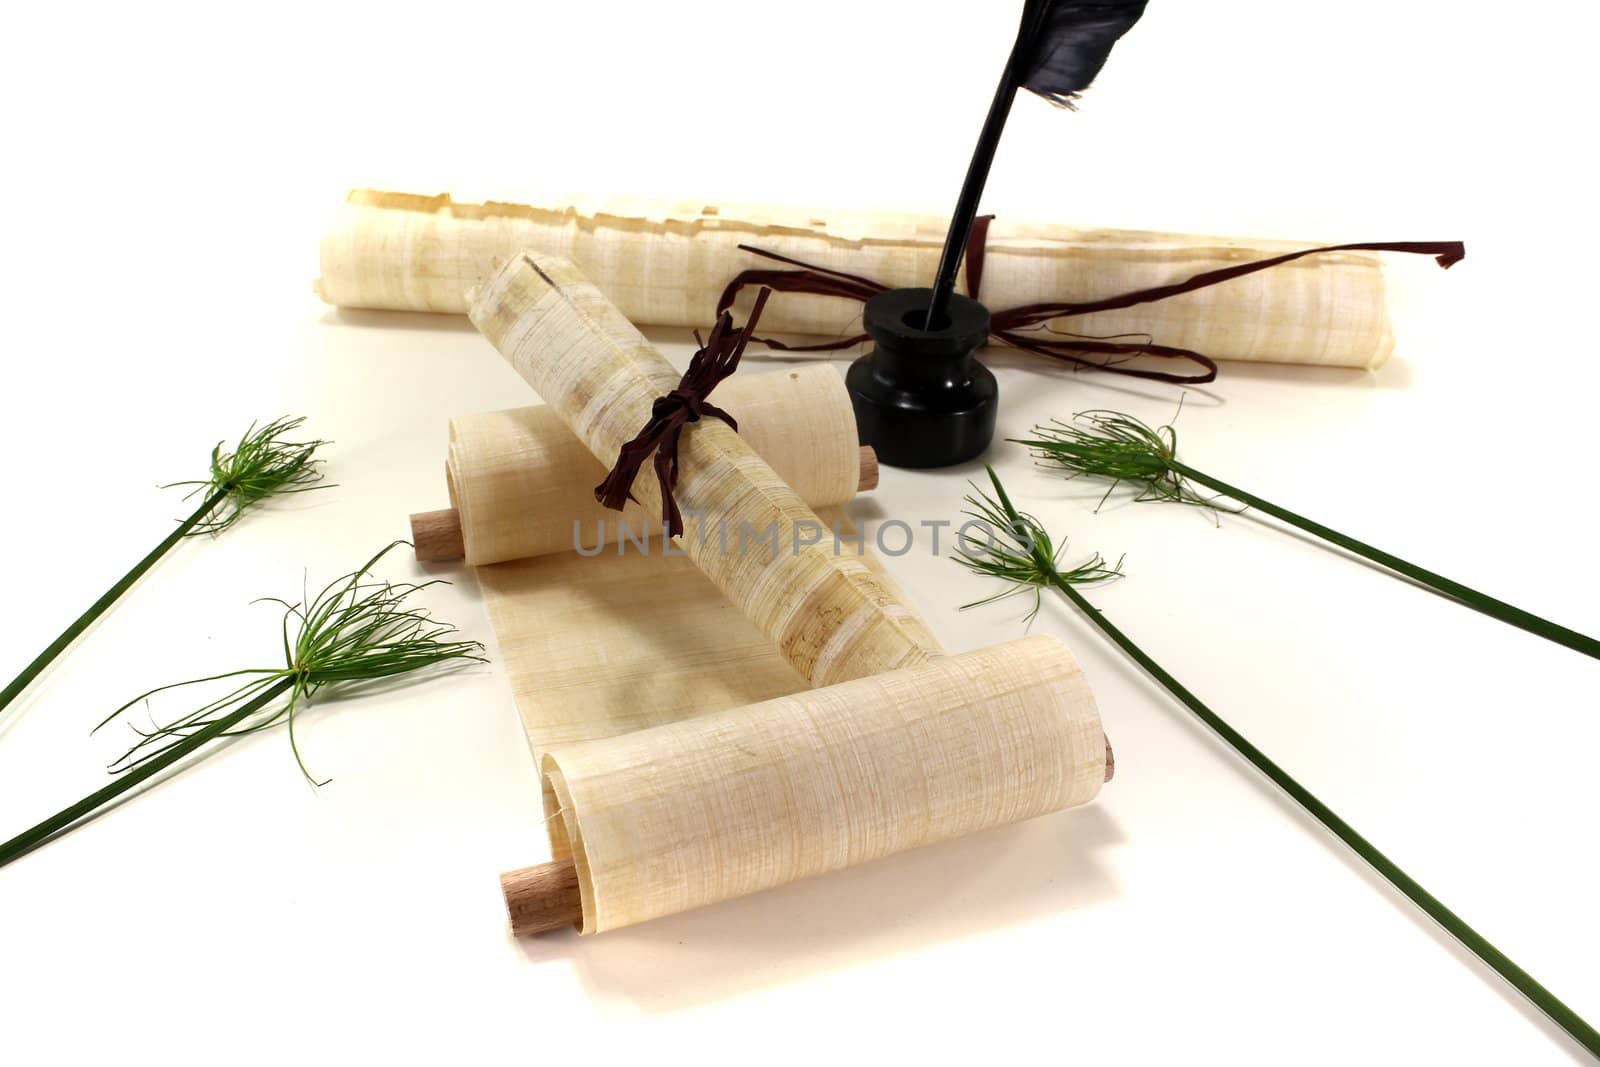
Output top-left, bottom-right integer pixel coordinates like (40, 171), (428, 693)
(469, 252), (942, 689)
(322, 189), (1399, 369)
(544, 636), (1105, 934)
(455, 254), (1108, 934)
(446, 365), (864, 566)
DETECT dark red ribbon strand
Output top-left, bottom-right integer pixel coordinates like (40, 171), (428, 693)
(595, 288), (773, 539)
(715, 226), (1466, 385)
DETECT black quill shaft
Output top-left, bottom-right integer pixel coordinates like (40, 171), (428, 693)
(926, 0), (1147, 326)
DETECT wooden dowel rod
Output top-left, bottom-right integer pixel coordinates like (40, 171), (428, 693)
(413, 446), (881, 563)
(500, 737), (1114, 937)
(855, 444), (879, 492)
(410, 508), (465, 562)
(501, 858), (584, 936)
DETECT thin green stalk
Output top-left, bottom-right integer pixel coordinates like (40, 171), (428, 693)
(961, 467), (1600, 1058)
(0, 489), (225, 716)
(1048, 574), (1598, 1056)
(0, 416), (329, 720)
(1016, 410), (1600, 661)
(1170, 459), (1600, 659)
(0, 677), (294, 867)
(0, 543), (483, 870)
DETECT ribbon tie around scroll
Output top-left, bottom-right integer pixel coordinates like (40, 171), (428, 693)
(714, 218), (1466, 384)
(595, 288), (774, 539)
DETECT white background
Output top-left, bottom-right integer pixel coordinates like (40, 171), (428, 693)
(1, 1), (1596, 1063)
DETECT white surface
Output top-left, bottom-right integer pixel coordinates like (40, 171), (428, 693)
(1, 2), (1596, 1064)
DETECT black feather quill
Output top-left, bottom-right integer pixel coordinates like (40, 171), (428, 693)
(1022, 1), (1149, 107)
(926, 0), (1147, 324)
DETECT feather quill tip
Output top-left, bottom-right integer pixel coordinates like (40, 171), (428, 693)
(1020, 0), (1149, 108)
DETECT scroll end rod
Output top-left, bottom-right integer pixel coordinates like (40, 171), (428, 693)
(410, 508), (465, 562)
(501, 858), (583, 937)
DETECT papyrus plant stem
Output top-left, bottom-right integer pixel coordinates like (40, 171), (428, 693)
(958, 467), (1600, 1058)
(0, 417), (328, 719)
(0, 544), (482, 868)
(1016, 411), (1599, 660)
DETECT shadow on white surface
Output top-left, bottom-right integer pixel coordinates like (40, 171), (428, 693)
(511, 803), (1123, 1012)
(1209, 355), (1415, 391)
(411, 559), (485, 606)
(324, 307), (481, 333)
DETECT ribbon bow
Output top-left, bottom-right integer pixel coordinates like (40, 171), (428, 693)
(595, 288), (773, 538)
(715, 217), (1465, 384)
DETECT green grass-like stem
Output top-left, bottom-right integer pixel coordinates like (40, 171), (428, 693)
(0, 677), (294, 867)
(0, 489), (226, 717)
(1169, 458), (1600, 659)
(0, 543), (482, 869)
(958, 466), (1600, 1058)
(1016, 411), (1600, 660)
(0, 417), (328, 721)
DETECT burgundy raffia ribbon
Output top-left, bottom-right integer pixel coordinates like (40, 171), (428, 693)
(715, 219), (1466, 384)
(594, 287), (773, 538)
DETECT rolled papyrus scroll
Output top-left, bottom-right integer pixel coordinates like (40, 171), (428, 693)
(464, 257), (1116, 935)
(541, 635), (1105, 934)
(440, 365), (868, 566)
(322, 189), (1398, 369)
(469, 252), (942, 688)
